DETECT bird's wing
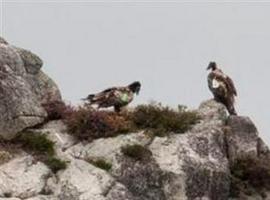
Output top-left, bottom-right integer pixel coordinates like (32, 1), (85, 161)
(90, 87), (117, 102)
(101, 87), (118, 94)
(225, 76), (237, 96)
(212, 71), (237, 97)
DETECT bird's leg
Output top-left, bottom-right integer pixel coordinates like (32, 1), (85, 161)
(114, 105), (121, 113)
(227, 104), (237, 116)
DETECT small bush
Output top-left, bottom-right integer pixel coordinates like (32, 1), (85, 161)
(132, 103), (200, 134)
(16, 132), (55, 156)
(230, 156), (270, 197)
(121, 144), (152, 161)
(44, 156), (67, 173)
(65, 107), (133, 140)
(42, 100), (74, 121)
(0, 151), (12, 165)
(88, 158), (112, 171)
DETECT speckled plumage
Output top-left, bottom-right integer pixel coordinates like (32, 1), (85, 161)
(207, 63), (237, 115)
(83, 82), (141, 112)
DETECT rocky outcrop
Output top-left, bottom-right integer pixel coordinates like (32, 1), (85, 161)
(0, 37), (269, 200)
(0, 99), (269, 200)
(0, 38), (61, 139)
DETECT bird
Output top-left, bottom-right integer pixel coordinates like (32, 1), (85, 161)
(207, 62), (238, 115)
(82, 81), (141, 112)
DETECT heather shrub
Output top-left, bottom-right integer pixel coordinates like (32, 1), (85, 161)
(42, 100), (74, 121)
(131, 103), (200, 134)
(230, 156), (270, 197)
(65, 106), (133, 140)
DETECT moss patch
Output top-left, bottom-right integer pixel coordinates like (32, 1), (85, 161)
(16, 132), (55, 156)
(44, 156), (67, 173)
(121, 144), (152, 161)
(13, 132), (67, 173)
(88, 158), (112, 171)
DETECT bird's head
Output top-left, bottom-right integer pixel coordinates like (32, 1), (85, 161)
(128, 81), (141, 95)
(207, 62), (217, 71)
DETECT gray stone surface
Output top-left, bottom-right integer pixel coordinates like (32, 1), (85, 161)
(54, 159), (115, 200)
(0, 45), (269, 200)
(0, 38), (61, 139)
(0, 156), (50, 199)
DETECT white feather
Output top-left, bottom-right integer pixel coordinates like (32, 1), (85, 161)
(212, 79), (220, 88)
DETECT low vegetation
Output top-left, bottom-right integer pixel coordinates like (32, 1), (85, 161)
(44, 156), (67, 173)
(48, 101), (200, 140)
(0, 137), (18, 165)
(121, 144), (152, 161)
(12, 132), (67, 173)
(65, 106), (133, 140)
(230, 156), (270, 197)
(16, 133), (55, 156)
(131, 104), (200, 135)
(42, 100), (74, 121)
(0, 150), (12, 165)
(87, 158), (112, 171)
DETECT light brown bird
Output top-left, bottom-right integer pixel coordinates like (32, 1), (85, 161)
(207, 62), (237, 115)
(83, 81), (141, 112)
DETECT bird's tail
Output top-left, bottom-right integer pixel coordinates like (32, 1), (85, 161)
(81, 94), (95, 102)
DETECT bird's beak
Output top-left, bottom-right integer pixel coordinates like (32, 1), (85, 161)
(136, 88), (140, 95)
(206, 66), (211, 70)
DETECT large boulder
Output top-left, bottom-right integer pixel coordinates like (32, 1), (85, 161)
(0, 38), (61, 139)
(54, 159), (115, 200)
(226, 116), (270, 164)
(0, 156), (50, 199)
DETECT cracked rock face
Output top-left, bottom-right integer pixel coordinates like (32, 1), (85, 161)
(0, 38), (61, 139)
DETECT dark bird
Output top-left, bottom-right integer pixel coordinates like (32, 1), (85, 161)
(207, 62), (238, 115)
(83, 81), (141, 112)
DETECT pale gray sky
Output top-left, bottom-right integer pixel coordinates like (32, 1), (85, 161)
(1, 1), (270, 144)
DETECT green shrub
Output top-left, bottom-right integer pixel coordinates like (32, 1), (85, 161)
(121, 144), (152, 161)
(88, 158), (112, 171)
(230, 156), (270, 197)
(16, 132), (55, 156)
(65, 106), (133, 140)
(132, 103), (200, 134)
(44, 156), (67, 173)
